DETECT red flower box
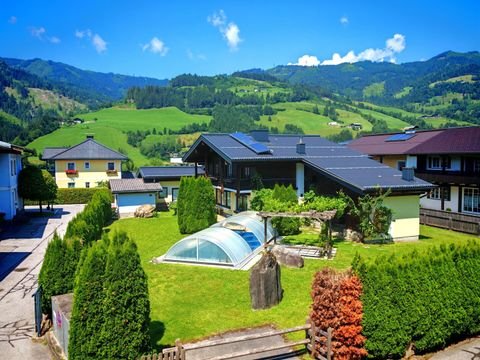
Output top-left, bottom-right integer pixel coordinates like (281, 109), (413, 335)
(65, 169), (78, 175)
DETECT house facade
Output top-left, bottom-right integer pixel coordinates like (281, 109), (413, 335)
(0, 141), (23, 220)
(110, 179), (162, 217)
(137, 166), (204, 202)
(183, 130), (434, 241)
(348, 126), (480, 215)
(42, 137), (127, 189)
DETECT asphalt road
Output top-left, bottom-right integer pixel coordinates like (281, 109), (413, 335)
(0, 205), (83, 360)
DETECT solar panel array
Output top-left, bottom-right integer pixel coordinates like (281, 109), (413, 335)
(385, 133), (416, 142)
(230, 132), (271, 154)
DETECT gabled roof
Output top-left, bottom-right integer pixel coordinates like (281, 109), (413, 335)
(42, 139), (128, 160)
(138, 166), (205, 180)
(184, 132), (434, 194)
(109, 179), (162, 194)
(348, 126), (480, 155)
(0, 140), (24, 154)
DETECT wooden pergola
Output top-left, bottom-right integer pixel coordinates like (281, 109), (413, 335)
(257, 210), (337, 244)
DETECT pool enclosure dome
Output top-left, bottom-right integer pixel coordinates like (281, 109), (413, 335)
(163, 211), (275, 268)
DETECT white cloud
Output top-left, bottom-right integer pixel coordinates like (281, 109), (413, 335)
(142, 37), (169, 56)
(49, 36), (61, 44)
(92, 34), (107, 53)
(320, 33), (406, 65)
(76, 29), (107, 53)
(8, 16), (17, 24)
(30, 26), (46, 38)
(288, 54), (321, 66)
(208, 10), (242, 51)
(187, 49), (207, 61)
(75, 29), (92, 39)
(340, 16), (349, 25)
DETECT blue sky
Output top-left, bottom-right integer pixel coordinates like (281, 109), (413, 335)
(2, 0), (480, 79)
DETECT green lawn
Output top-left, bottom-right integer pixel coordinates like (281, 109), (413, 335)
(108, 213), (479, 350)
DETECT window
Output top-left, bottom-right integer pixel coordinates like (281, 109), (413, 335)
(85, 182), (90, 188)
(238, 194), (248, 211)
(107, 162), (115, 171)
(463, 187), (480, 214)
(397, 161), (406, 171)
(68, 182), (75, 188)
(84, 162), (90, 170)
(474, 159), (480, 173)
(428, 187), (450, 201)
(160, 187), (169, 198)
(241, 167), (251, 179)
(427, 156), (450, 170)
(14, 159), (16, 175)
(67, 162), (75, 171)
(10, 160), (14, 176)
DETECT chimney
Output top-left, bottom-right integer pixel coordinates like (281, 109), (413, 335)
(296, 137), (306, 155)
(86, 134), (94, 140)
(402, 167), (414, 181)
(250, 129), (269, 142)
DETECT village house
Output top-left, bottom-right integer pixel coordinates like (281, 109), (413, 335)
(348, 126), (480, 215)
(183, 130), (434, 241)
(137, 166), (204, 202)
(42, 136), (127, 189)
(0, 141), (24, 220)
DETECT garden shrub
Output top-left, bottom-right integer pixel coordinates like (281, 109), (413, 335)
(177, 176), (216, 234)
(38, 233), (81, 316)
(55, 188), (112, 205)
(311, 268), (367, 359)
(354, 241), (480, 358)
(69, 232), (151, 359)
(65, 189), (112, 245)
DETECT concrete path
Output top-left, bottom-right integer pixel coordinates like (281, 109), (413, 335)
(0, 205), (84, 360)
(428, 337), (480, 360)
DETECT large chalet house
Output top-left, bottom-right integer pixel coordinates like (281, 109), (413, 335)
(0, 141), (24, 220)
(42, 136), (127, 189)
(348, 126), (480, 215)
(183, 130), (434, 241)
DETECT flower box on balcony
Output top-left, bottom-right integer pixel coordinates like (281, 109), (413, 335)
(106, 170), (118, 176)
(65, 169), (78, 176)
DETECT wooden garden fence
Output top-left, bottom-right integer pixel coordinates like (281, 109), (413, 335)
(420, 208), (480, 235)
(140, 319), (332, 360)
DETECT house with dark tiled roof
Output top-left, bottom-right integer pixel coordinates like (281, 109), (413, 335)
(0, 141), (24, 220)
(42, 136), (127, 189)
(110, 179), (162, 217)
(183, 130), (434, 241)
(137, 166), (205, 202)
(348, 126), (480, 215)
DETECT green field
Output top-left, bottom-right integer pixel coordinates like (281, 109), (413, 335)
(27, 106), (211, 166)
(109, 212), (479, 349)
(76, 106), (211, 132)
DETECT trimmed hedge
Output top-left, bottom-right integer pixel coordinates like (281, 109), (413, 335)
(354, 241), (480, 358)
(65, 190), (113, 245)
(177, 176), (216, 234)
(56, 188), (113, 204)
(69, 232), (151, 359)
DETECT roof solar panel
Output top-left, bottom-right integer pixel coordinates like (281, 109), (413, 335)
(230, 132), (271, 154)
(386, 133), (416, 142)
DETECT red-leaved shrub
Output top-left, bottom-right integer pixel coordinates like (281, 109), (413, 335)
(310, 268), (367, 359)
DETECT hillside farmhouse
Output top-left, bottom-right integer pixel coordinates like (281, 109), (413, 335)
(42, 136), (127, 189)
(183, 130), (434, 241)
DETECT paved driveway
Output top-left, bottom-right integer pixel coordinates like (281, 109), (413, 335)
(0, 205), (84, 360)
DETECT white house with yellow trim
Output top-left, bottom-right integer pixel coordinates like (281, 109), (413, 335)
(42, 137), (127, 189)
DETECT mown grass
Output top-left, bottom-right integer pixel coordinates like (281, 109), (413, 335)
(109, 213), (478, 350)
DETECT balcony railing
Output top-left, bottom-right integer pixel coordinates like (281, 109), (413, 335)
(210, 176), (296, 190)
(65, 169), (78, 176)
(415, 170), (480, 185)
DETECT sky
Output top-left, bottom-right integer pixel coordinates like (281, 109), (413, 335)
(1, 0), (480, 79)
